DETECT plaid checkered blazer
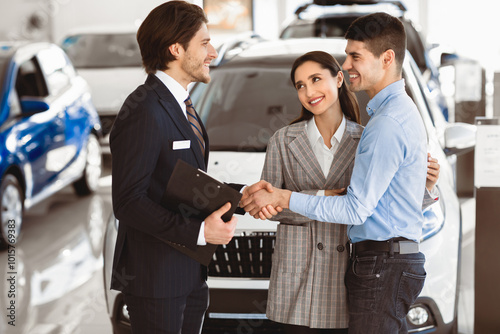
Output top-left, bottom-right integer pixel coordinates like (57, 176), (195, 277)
(262, 119), (363, 328)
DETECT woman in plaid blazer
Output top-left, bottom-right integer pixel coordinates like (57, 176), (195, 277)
(262, 51), (361, 333)
(258, 51), (440, 333)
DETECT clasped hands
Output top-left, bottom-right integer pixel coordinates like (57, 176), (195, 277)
(240, 180), (287, 219)
(240, 181), (345, 220)
(201, 153), (440, 243)
(239, 153), (440, 221)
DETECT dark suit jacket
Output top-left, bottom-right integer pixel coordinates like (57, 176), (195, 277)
(110, 74), (238, 298)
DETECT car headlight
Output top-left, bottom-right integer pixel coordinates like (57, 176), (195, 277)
(407, 305), (429, 325)
(406, 303), (437, 332)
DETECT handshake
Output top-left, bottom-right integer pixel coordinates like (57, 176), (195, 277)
(240, 180), (289, 219)
(204, 180), (344, 245)
(203, 180), (286, 245)
(239, 180), (345, 219)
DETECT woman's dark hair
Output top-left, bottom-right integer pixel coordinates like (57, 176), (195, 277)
(137, 1), (208, 74)
(290, 51), (360, 125)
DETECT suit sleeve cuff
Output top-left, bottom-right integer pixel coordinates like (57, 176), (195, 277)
(197, 221), (206, 245)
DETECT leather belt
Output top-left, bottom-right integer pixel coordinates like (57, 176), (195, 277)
(349, 237), (419, 257)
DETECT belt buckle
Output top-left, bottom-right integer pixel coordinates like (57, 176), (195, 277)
(348, 242), (354, 259)
(398, 241), (419, 254)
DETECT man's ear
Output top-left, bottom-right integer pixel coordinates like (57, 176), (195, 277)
(382, 49), (395, 69)
(169, 43), (183, 60)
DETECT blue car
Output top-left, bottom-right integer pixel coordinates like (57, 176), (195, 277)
(0, 42), (102, 249)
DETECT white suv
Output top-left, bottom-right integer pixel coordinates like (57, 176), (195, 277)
(103, 37), (475, 334)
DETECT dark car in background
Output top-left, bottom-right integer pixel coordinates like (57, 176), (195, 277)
(280, 0), (453, 120)
(0, 42), (102, 249)
(103, 35), (476, 333)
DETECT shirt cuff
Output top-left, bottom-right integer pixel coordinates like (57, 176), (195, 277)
(316, 190), (325, 196)
(197, 222), (206, 245)
(289, 192), (310, 217)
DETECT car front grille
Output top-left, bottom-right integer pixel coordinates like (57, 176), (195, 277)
(208, 233), (276, 278)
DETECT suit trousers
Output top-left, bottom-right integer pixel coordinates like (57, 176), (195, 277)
(345, 251), (426, 334)
(124, 277), (209, 334)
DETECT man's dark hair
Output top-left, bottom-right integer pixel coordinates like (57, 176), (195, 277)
(137, 0), (208, 74)
(345, 12), (406, 72)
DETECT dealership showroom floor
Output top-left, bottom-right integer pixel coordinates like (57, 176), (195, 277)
(0, 159), (477, 334)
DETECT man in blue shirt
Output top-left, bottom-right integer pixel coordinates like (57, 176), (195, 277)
(242, 13), (434, 333)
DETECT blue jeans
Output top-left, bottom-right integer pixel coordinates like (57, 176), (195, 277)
(345, 251), (426, 334)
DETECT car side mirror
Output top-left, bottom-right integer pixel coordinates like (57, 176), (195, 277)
(444, 122), (476, 156)
(440, 52), (460, 66)
(20, 97), (50, 113)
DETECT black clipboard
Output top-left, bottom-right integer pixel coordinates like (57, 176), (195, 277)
(161, 159), (242, 265)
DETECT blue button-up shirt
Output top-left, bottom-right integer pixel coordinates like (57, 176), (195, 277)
(290, 79), (427, 243)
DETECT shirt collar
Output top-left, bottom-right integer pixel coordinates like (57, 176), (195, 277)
(306, 117), (322, 146)
(335, 114), (346, 144)
(155, 71), (189, 111)
(306, 114), (346, 147)
(366, 79), (406, 117)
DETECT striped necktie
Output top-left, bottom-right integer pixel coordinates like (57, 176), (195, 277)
(184, 96), (205, 157)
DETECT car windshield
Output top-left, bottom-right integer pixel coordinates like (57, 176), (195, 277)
(61, 33), (142, 68)
(190, 58), (429, 152)
(281, 17), (354, 39)
(191, 67), (300, 152)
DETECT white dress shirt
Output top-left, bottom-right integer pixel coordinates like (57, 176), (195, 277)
(155, 71), (190, 118)
(155, 71), (207, 245)
(306, 115), (346, 196)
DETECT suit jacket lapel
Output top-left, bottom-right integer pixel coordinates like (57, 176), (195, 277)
(287, 123), (326, 189)
(146, 75), (207, 169)
(325, 120), (363, 188)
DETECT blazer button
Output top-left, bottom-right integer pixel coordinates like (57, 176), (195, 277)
(317, 243), (324, 250)
(337, 245), (345, 252)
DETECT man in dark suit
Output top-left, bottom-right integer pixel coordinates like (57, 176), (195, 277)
(109, 1), (272, 333)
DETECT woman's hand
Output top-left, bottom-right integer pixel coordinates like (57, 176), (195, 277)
(325, 188), (346, 196)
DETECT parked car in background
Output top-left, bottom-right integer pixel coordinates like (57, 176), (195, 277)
(0, 42), (102, 249)
(280, 0), (454, 121)
(103, 37), (476, 333)
(61, 26), (146, 153)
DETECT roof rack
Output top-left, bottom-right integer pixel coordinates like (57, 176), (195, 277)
(296, 0), (407, 15)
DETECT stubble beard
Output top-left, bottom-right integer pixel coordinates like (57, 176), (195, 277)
(182, 54), (211, 84)
(347, 82), (360, 93)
